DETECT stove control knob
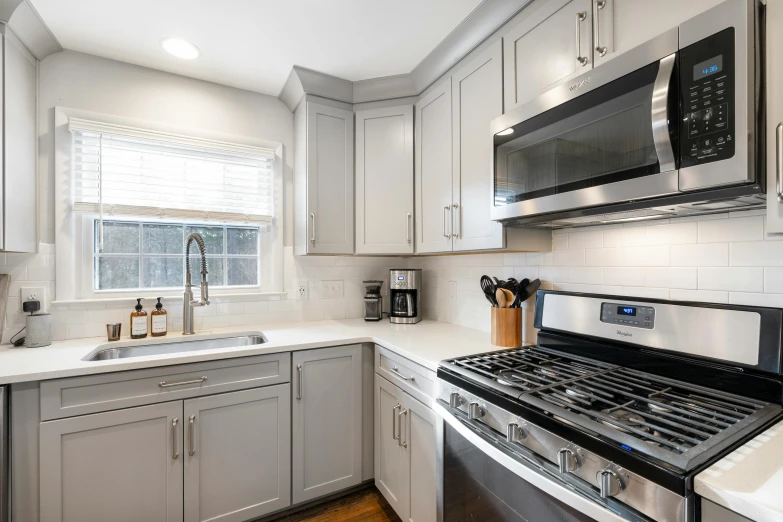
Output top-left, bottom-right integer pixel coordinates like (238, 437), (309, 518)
(506, 423), (525, 443)
(557, 448), (579, 474)
(449, 392), (463, 409)
(467, 402), (484, 420)
(596, 469), (624, 499)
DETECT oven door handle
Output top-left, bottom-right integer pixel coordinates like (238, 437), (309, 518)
(433, 402), (627, 522)
(651, 53), (677, 173)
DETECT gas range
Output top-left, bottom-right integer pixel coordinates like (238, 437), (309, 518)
(435, 291), (783, 522)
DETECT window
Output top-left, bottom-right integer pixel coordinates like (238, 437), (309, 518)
(54, 108), (284, 301)
(94, 221), (260, 291)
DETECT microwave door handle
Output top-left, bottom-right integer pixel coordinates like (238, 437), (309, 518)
(651, 53), (677, 173)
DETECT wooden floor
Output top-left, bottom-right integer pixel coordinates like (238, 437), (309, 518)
(266, 486), (401, 522)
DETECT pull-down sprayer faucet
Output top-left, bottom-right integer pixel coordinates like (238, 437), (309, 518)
(183, 232), (210, 334)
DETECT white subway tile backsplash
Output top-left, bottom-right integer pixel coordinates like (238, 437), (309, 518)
(603, 267), (646, 287)
(645, 222), (697, 246)
(670, 243), (728, 267)
(644, 268), (697, 289)
(553, 249), (585, 266)
(698, 267), (764, 292)
(729, 241), (783, 266)
(568, 267), (602, 284)
(729, 292), (783, 307)
(567, 229), (603, 249)
(585, 248), (623, 267)
(698, 216), (763, 243)
(623, 245), (670, 266)
(764, 268), (783, 294)
(669, 289), (729, 304)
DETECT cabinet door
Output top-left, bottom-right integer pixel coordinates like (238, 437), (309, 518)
(403, 393), (437, 522)
(503, 0), (593, 111)
(415, 78), (453, 254)
(183, 386), (291, 522)
(598, 0), (723, 67)
(356, 105), (414, 254)
(292, 345), (363, 503)
(40, 401), (184, 522)
(452, 40), (504, 252)
(3, 32), (37, 253)
(374, 375), (410, 519)
(306, 102), (354, 254)
(767, 0), (783, 232)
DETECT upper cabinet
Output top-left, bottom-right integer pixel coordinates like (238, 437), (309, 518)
(356, 105), (414, 254)
(1, 26), (37, 253)
(766, 0), (783, 233)
(452, 40), (504, 251)
(503, 0), (594, 111)
(294, 100), (355, 255)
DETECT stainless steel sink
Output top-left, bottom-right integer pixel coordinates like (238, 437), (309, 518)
(82, 334), (267, 361)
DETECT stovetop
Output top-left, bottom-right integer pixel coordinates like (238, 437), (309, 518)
(440, 345), (782, 472)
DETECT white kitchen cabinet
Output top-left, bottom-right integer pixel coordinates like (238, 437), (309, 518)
(503, 0), (593, 111)
(40, 401), (184, 522)
(452, 40), (504, 251)
(597, 0), (723, 67)
(292, 345), (363, 503)
(294, 100), (355, 255)
(415, 78), (453, 254)
(355, 105), (414, 254)
(766, 0), (783, 233)
(183, 386), (291, 522)
(374, 375), (437, 522)
(0, 26), (37, 253)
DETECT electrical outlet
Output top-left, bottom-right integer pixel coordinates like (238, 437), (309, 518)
(294, 280), (308, 300)
(321, 280), (344, 299)
(20, 286), (47, 312)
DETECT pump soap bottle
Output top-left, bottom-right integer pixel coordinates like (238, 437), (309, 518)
(151, 297), (167, 337)
(130, 298), (148, 339)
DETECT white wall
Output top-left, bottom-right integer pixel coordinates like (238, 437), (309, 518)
(411, 209), (783, 342)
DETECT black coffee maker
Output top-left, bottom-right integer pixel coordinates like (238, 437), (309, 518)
(389, 269), (422, 324)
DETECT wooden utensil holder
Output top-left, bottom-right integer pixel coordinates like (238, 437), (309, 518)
(491, 307), (523, 348)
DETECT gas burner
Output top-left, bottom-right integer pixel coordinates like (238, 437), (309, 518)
(648, 400), (673, 414)
(599, 408), (648, 434)
(565, 387), (592, 400)
(535, 367), (560, 378)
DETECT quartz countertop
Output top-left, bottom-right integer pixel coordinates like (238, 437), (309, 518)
(0, 319), (502, 384)
(696, 420), (783, 522)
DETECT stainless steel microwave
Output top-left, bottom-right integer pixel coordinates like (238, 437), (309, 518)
(490, 0), (764, 228)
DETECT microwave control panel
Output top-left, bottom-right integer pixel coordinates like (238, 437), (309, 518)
(679, 27), (735, 168)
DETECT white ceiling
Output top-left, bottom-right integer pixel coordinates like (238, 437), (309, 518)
(30, 0), (483, 96)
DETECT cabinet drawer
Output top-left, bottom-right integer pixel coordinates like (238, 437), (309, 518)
(40, 353), (291, 421)
(375, 347), (435, 404)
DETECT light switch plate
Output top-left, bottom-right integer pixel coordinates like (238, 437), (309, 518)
(321, 280), (344, 299)
(20, 286), (47, 312)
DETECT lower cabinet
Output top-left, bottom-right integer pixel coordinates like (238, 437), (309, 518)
(375, 375), (437, 522)
(39, 385), (291, 522)
(292, 344), (364, 503)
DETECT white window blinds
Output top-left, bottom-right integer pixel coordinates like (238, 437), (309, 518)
(70, 121), (275, 224)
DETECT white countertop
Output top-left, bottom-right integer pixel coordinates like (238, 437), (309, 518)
(696, 420), (783, 522)
(0, 319), (502, 384)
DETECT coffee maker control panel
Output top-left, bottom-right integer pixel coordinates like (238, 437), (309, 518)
(393, 275), (410, 289)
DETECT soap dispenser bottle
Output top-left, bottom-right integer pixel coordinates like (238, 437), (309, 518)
(130, 298), (148, 339)
(151, 297), (167, 337)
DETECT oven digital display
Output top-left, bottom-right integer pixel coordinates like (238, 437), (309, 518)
(693, 55), (723, 80)
(617, 306), (637, 316)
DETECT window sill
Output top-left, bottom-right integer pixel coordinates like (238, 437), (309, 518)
(52, 291), (289, 307)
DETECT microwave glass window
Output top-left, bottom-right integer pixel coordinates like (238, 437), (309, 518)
(693, 55), (723, 81)
(494, 60), (663, 206)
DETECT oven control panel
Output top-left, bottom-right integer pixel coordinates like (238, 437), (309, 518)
(679, 27), (735, 168)
(600, 303), (655, 329)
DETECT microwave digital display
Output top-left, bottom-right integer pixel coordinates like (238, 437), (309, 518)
(693, 55), (723, 80)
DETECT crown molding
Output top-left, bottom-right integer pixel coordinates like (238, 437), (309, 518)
(278, 0), (530, 112)
(0, 0), (62, 60)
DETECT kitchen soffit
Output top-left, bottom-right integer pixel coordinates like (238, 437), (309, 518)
(28, 0), (483, 96)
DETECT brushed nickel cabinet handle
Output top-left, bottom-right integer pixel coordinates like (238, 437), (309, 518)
(399, 408), (408, 448)
(310, 213), (316, 245)
(393, 403), (401, 441)
(406, 213), (412, 243)
(777, 123), (783, 202)
(171, 417), (179, 460)
(443, 206), (450, 238)
(391, 366), (415, 382)
(451, 203), (460, 239)
(296, 364), (303, 400)
(188, 415), (196, 456)
(594, 1), (607, 56)
(159, 376), (207, 388)
(576, 12), (589, 66)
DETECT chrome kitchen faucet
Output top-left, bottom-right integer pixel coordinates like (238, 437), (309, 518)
(183, 232), (210, 335)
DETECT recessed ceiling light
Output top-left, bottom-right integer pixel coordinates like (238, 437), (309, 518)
(160, 38), (200, 60)
(497, 128), (514, 136)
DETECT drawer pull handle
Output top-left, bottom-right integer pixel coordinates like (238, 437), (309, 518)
(188, 415), (196, 456)
(171, 417), (179, 460)
(159, 376), (207, 388)
(391, 366), (415, 382)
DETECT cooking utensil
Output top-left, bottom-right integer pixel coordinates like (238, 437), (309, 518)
(510, 278), (530, 308)
(496, 288), (514, 308)
(480, 275), (498, 307)
(517, 278), (541, 305)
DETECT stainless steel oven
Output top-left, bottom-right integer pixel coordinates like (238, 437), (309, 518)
(490, 0), (764, 228)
